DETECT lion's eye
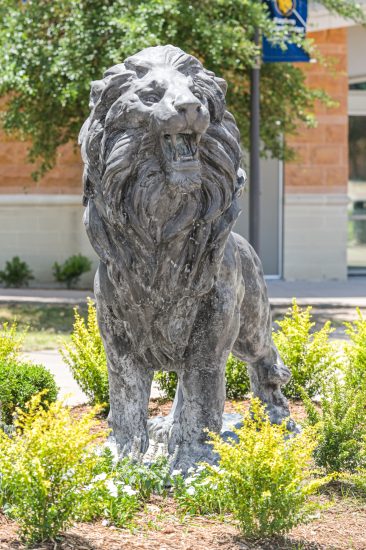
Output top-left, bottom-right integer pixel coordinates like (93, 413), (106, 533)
(142, 95), (161, 105)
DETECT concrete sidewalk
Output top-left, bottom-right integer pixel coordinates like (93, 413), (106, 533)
(267, 277), (366, 308)
(1, 277), (365, 307)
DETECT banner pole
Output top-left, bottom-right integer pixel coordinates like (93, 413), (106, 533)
(249, 28), (261, 256)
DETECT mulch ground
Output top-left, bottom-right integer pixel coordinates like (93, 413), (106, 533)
(1, 399), (365, 550)
(1, 494), (365, 550)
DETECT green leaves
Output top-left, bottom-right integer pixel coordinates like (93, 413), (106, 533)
(0, 0), (363, 175)
(273, 299), (339, 399)
(60, 297), (109, 409)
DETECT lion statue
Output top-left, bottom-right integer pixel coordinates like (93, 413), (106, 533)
(79, 45), (293, 471)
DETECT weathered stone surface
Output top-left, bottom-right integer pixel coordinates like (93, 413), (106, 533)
(79, 45), (292, 472)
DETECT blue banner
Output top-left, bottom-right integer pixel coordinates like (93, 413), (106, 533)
(263, 0), (310, 63)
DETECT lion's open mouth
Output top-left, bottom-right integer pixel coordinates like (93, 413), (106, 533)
(162, 133), (200, 169)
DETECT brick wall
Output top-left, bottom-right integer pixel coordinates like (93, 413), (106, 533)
(0, 135), (82, 195)
(285, 27), (348, 195)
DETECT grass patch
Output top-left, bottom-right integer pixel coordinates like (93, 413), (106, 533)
(0, 304), (87, 351)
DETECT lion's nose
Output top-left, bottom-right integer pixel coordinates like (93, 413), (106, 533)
(174, 95), (202, 122)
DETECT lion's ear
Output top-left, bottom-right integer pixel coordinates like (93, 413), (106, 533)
(215, 77), (227, 96)
(104, 64), (126, 77)
(90, 80), (106, 108)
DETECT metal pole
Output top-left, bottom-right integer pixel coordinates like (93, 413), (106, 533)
(249, 28), (261, 256)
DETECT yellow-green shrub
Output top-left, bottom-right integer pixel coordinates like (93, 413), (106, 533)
(273, 299), (338, 399)
(0, 321), (24, 363)
(0, 393), (107, 545)
(60, 298), (108, 409)
(175, 399), (327, 539)
(344, 308), (366, 390)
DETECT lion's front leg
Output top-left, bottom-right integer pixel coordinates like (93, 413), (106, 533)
(107, 353), (153, 456)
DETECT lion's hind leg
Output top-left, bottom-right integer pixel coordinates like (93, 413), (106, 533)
(232, 233), (293, 427)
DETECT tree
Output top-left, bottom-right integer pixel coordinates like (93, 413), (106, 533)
(0, 0), (364, 178)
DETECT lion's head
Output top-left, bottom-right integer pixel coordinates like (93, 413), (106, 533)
(80, 45), (245, 302)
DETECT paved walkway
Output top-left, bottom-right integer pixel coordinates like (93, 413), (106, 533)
(1, 277), (365, 307)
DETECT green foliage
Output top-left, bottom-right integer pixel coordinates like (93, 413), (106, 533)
(303, 373), (366, 474)
(273, 299), (338, 399)
(52, 253), (92, 289)
(154, 354), (250, 401)
(0, 321), (24, 363)
(0, 359), (58, 425)
(153, 371), (178, 401)
(225, 354), (250, 400)
(0, 394), (107, 545)
(0, 256), (34, 288)
(174, 398), (327, 539)
(78, 451), (171, 526)
(343, 308), (366, 390)
(60, 298), (109, 409)
(0, 1), (364, 177)
(0, 320), (58, 425)
(173, 465), (229, 516)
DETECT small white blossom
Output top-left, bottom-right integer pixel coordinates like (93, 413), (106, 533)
(184, 476), (195, 485)
(122, 484), (138, 496)
(187, 467), (195, 474)
(105, 479), (118, 498)
(186, 486), (196, 496)
(171, 469), (182, 477)
(93, 472), (107, 482)
(101, 519), (110, 527)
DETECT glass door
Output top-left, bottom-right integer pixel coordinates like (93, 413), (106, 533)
(348, 85), (366, 273)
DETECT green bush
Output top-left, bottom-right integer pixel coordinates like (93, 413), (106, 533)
(273, 299), (338, 399)
(0, 256), (34, 288)
(343, 308), (366, 390)
(0, 359), (58, 426)
(174, 398), (327, 539)
(61, 298), (109, 409)
(53, 253), (92, 288)
(153, 371), (178, 401)
(302, 374), (366, 474)
(154, 354), (250, 401)
(225, 354), (250, 399)
(0, 394), (107, 545)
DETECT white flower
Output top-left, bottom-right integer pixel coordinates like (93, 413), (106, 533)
(184, 476), (195, 485)
(101, 519), (110, 527)
(187, 467), (195, 474)
(105, 479), (118, 498)
(171, 469), (182, 477)
(93, 472), (107, 482)
(122, 484), (138, 497)
(186, 486), (196, 496)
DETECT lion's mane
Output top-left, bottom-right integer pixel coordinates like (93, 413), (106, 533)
(80, 46), (244, 364)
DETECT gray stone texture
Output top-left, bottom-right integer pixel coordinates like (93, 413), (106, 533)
(79, 45), (292, 471)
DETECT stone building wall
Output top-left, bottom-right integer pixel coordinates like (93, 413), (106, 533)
(283, 27), (349, 280)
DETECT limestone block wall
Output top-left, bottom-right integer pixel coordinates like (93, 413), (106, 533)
(0, 195), (98, 287)
(284, 27), (349, 280)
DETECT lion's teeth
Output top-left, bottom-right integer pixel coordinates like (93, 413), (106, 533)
(171, 135), (177, 148)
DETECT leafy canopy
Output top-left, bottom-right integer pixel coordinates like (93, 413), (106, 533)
(0, 0), (364, 178)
